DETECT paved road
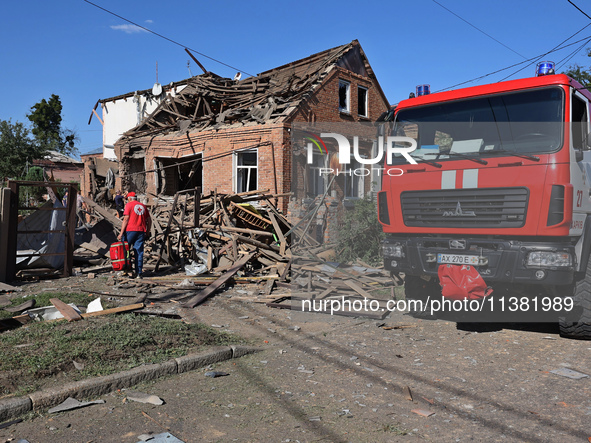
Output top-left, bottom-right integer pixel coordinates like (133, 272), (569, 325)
(1, 294), (590, 442)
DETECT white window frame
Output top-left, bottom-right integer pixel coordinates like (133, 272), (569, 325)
(370, 138), (382, 194)
(234, 149), (258, 193)
(357, 85), (368, 117)
(307, 151), (328, 196)
(343, 157), (364, 199)
(339, 80), (350, 113)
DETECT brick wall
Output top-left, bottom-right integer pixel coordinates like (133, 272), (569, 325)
(112, 63), (389, 215)
(290, 67), (389, 124)
(288, 67), (390, 201)
(116, 124), (292, 211)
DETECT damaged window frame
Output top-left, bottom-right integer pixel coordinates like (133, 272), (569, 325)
(358, 85), (368, 118)
(307, 150), (328, 197)
(343, 156), (364, 200)
(339, 80), (351, 113)
(234, 149), (258, 193)
(154, 153), (203, 196)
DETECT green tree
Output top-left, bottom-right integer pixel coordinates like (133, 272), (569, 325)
(0, 120), (46, 183)
(27, 94), (78, 157)
(564, 49), (591, 87)
(336, 196), (385, 266)
(23, 166), (46, 202)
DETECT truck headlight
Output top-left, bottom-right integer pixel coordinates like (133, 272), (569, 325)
(383, 243), (404, 258)
(526, 251), (572, 268)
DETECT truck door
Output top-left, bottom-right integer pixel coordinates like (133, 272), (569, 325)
(570, 91), (591, 229)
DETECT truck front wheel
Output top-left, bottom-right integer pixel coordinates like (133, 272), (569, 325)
(559, 259), (591, 339)
(404, 275), (440, 318)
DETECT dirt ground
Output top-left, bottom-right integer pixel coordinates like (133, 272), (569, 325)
(1, 273), (591, 442)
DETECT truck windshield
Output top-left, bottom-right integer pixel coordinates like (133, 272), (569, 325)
(391, 87), (564, 164)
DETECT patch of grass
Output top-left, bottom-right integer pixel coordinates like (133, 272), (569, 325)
(0, 313), (243, 397)
(382, 423), (409, 435)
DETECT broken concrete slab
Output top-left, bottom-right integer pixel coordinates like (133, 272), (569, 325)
(550, 367), (589, 379)
(126, 391), (164, 406)
(47, 397), (105, 414)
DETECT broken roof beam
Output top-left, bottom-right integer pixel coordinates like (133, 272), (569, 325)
(192, 96), (203, 120)
(185, 48), (208, 75)
(161, 106), (191, 121)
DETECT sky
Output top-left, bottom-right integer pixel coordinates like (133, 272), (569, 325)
(2, 0), (591, 157)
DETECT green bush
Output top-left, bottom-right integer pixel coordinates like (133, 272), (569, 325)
(336, 196), (384, 266)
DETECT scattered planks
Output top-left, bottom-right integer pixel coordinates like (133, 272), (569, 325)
(50, 298), (82, 322)
(77, 187), (395, 314)
(80, 303), (144, 318)
(182, 253), (254, 308)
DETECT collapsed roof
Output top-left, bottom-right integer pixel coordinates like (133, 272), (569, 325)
(117, 40), (385, 142)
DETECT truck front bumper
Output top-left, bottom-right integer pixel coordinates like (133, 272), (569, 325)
(383, 236), (575, 285)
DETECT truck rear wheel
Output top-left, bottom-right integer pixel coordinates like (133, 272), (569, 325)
(559, 259), (591, 339)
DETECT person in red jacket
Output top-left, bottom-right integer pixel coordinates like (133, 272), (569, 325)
(117, 192), (151, 278)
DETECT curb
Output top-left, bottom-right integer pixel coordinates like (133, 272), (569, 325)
(0, 345), (262, 423)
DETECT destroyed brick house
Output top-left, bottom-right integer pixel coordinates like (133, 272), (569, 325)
(33, 151), (83, 184)
(83, 40), (390, 239)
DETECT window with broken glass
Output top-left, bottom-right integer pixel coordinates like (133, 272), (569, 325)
(339, 80), (350, 113)
(235, 150), (258, 193)
(358, 86), (368, 117)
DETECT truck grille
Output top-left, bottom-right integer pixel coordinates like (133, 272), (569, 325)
(401, 187), (529, 228)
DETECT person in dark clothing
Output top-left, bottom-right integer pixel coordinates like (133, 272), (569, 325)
(114, 190), (125, 218)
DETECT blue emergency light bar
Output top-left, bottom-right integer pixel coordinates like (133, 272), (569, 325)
(536, 62), (555, 77)
(416, 84), (430, 96)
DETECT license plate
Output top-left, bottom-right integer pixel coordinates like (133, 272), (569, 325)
(437, 253), (479, 265)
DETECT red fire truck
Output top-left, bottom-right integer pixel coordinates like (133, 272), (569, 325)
(378, 67), (591, 338)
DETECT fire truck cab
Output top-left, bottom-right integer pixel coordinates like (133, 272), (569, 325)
(379, 68), (591, 338)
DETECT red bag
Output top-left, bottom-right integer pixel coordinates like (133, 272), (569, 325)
(438, 264), (493, 301)
(110, 241), (130, 271)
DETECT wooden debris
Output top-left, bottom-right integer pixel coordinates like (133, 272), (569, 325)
(0, 295), (12, 308)
(0, 314), (31, 332)
(403, 385), (413, 402)
(182, 253), (254, 308)
(0, 282), (20, 293)
(76, 186), (396, 313)
(4, 299), (36, 313)
(50, 298), (82, 322)
(80, 303), (144, 318)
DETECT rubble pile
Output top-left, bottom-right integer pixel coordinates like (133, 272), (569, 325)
(144, 189), (296, 280)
